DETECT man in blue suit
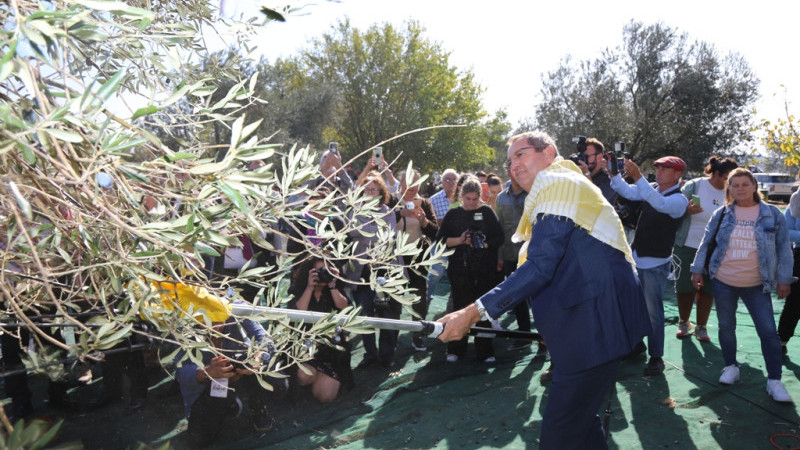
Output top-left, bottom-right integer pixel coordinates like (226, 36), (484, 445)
(437, 131), (651, 449)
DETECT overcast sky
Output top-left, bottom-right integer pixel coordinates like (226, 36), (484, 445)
(220, 0), (799, 128)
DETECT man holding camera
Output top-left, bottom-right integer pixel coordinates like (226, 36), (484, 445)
(575, 138), (618, 204)
(437, 131), (650, 448)
(610, 155), (688, 376)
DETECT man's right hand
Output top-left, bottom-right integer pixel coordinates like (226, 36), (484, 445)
(199, 355), (235, 382)
(437, 304), (480, 342)
(623, 159), (643, 182)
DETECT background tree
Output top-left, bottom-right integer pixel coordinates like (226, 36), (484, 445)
(754, 94), (799, 172)
(534, 21), (759, 168)
(265, 19), (493, 173)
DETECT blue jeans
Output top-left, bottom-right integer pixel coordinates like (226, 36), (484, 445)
(426, 260), (446, 300)
(712, 279), (783, 380)
(638, 261), (671, 358)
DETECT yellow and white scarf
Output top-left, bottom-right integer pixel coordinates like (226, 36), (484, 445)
(513, 158), (635, 267)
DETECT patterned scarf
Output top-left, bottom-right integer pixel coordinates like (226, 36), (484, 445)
(513, 158), (635, 267)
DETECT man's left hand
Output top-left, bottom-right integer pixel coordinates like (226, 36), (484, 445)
(437, 304), (480, 342)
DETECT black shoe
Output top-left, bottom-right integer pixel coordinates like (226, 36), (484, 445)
(87, 391), (112, 410)
(539, 364), (553, 382)
(643, 357), (665, 376)
(508, 340), (532, 351)
(253, 406), (275, 432)
(48, 393), (76, 410)
(412, 336), (427, 352)
(381, 359), (396, 369)
(535, 342), (548, 357)
(7, 400), (33, 425)
(624, 341), (647, 360)
(126, 398), (146, 414)
(356, 357), (377, 370)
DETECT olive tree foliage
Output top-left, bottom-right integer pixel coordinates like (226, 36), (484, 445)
(533, 21), (759, 169)
(0, 0), (440, 400)
(262, 19), (493, 173)
(755, 94), (800, 169)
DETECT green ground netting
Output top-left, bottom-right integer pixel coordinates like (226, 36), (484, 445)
(7, 278), (800, 449)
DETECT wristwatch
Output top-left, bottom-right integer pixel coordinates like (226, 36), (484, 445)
(474, 300), (490, 322)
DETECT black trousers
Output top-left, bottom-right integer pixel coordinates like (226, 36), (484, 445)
(447, 269), (496, 359)
(403, 254), (429, 336)
(778, 247), (800, 343)
(101, 348), (149, 403)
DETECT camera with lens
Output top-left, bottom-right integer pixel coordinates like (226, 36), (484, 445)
(568, 152), (587, 166)
(572, 135), (588, 154)
(469, 230), (487, 249)
(608, 141), (631, 175)
(315, 267), (334, 284)
(374, 276), (392, 310)
(229, 351), (250, 371)
(229, 349), (273, 371)
(469, 211), (487, 249)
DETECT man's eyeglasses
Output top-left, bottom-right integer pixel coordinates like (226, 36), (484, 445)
(516, 144), (550, 153)
(442, 178), (457, 184)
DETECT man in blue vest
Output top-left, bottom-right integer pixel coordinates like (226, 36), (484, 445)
(611, 155), (688, 376)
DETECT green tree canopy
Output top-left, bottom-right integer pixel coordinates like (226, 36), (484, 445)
(533, 21), (759, 169)
(263, 19), (493, 173)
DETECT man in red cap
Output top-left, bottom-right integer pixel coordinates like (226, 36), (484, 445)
(610, 155), (689, 376)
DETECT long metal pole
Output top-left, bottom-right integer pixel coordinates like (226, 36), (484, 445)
(231, 305), (541, 341)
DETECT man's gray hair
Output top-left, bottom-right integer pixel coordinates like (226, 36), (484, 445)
(442, 168), (458, 178)
(507, 131), (559, 156)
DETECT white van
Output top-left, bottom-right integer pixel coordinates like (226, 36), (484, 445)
(753, 173), (798, 202)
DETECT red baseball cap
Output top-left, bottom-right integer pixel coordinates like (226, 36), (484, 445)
(653, 156), (686, 172)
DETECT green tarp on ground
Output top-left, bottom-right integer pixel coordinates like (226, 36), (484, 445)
(11, 278), (800, 449)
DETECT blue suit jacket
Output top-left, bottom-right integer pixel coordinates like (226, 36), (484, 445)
(480, 214), (651, 373)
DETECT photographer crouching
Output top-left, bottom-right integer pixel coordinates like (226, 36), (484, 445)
(288, 258), (354, 402)
(175, 301), (287, 447)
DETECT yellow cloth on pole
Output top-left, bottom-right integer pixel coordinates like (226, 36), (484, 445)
(513, 158), (635, 267)
(148, 280), (232, 323)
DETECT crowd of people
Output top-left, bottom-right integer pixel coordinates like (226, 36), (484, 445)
(2, 134), (798, 448)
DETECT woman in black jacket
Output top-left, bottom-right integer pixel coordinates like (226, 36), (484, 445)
(435, 175), (504, 363)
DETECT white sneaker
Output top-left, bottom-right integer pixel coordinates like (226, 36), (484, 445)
(767, 380), (793, 402)
(719, 365), (740, 385)
(446, 354), (458, 363)
(483, 356), (496, 363)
